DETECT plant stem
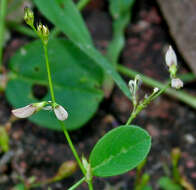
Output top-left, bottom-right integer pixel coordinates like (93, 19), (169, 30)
(68, 177), (85, 190)
(60, 121), (86, 175)
(126, 111), (136, 125)
(77, 0), (90, 11)
(117, 64), (196, 109)
(0, 0), (7, 70)
(43, 44), (56, 103)
(87, 180), (94, 190)
(43, 43), (85, 175)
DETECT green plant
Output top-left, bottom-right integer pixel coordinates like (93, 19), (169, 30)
(0, 0), (193, 189)
(9, 6), (185, 189)
(1, 0), (195, 132)
(134, 159), (152, 190)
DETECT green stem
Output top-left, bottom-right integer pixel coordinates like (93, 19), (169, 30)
(87, 180), (94, 190)
(60, 121), (86, 175)
(43, 44), (56, 103)
(77, 0), (90, 11)
(42, 42), (85, 176)
(126, 111), (136, 125)
(68, 177), (85, 190)
(0, 0), (7, 69)
(117, 64), (196, 109)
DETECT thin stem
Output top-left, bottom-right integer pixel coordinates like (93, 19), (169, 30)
(117, 64), (196, 109)
(42, 42), (85, 176)
(43, 45), (56, 103)
(126, 111), (136, 125)
(68, 177), (85, 190)
(60, 121), (86, 175)
(0, 0), (7, 69)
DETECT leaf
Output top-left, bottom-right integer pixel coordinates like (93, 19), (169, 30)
(103, 0), (135, 97)
(89, 125), (151, 177)
(34, 0), (131, 99)
(107, 0), (135, 64)
(158, 177), (183, 190)
(6, 39), (103, 130)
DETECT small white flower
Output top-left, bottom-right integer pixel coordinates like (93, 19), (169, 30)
(12, 101), (48, 118)
(171, 78), (183, 89)
(128, 80), (135, 94)
(153, 87), (159, 93)
(54, 105), (68, 121)
(12, 104), (36, 118)
(165, 46), (177, 67)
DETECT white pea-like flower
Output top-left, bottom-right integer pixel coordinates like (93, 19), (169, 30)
(165, 46), (177, 67)
(12, 101), (47, 118)
(171, 78), (183, 89)
(54, 105), (68, 121)
(12, 104), (36, 118)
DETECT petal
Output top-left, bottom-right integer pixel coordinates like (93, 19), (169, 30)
(171, 78), (183, 89)
(12, 104), (36, 118)
(54, 105), (68, 121)
(165, 46), (177, 67)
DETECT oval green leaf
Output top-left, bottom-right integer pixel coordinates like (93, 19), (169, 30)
(6, 39), (103, 130)
(89, 125), (151, 177)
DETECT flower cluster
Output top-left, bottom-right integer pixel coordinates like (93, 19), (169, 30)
(12, 101), (68, 121)
(165, 46), (183, 89)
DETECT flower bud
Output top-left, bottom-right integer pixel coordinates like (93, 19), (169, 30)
(128, 75), (142, 106)
(24, 7), (34, 27)
(37, 23), (43, 36)
(36, 23), (49, 45)
(12, 104), (36, 118)
(82, 156), (92, 182)
(171, 78), (183, 89)
(153, 87), (159, 93)
(42, 25), (49, 45)
(165, 46), (177, 67)
(54, 105), (68, 121)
